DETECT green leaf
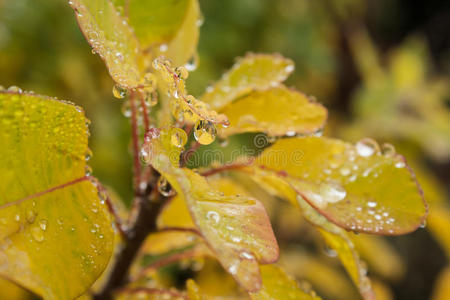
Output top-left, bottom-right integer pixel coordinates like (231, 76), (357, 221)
(254, 137), (427, 235)
(143, 129), (278, 292)
(202, 53), (294, 110)
(69, 0), (141, 88)
(127, 0), (200, 66)
(249, 265), (321, 300)
(0, 92), (114, 299)
(219, 86), (327, 137)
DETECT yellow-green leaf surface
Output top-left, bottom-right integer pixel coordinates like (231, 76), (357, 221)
(69, 0), (141, 88)
(296, 193), (373, 299)
(249, 265), (321, 300)
(143, 130), (278, 292)
(431, 266), (450, 300)
(202, 53), (294, 110)
(255, 137), (427, 235)
(152, 58), (229, 126)
(127, 0), (200, 66)
(248, 168), (374, 298)
(0, 92), (114, 300)
(219, 86), (327, 137)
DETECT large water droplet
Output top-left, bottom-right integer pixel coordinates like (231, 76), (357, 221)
(356, 138), (378, 157)
(175, 66), (189, 80)
(112, 84), (127, 99)
(26, 210), (37, 223)
(170, 127), (187, 148)
(321, 182), (346, 203)
(194, 120), (217, 145)
(157, 176), (175, 197)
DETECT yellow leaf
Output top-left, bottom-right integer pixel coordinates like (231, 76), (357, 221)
(0, 92), (114, 299)
(152, 58), (229, 126)
(250, 265), (321, 300)
(69, 0), (141, 88)
(202, 53), (294, 110)
(0, 278), (33, 300)
(254, 137), (427, 235)
(428, 204), (450, 259)
(431, 266), (450, 300)
(219, 86), (327, 137)
(127, 0), (200, 66)
(143, 131), (279, 292)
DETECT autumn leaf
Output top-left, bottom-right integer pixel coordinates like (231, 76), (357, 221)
(202, 53), (294, 110)
(253, 136), (427, 235)
(0, 92), (114, 300)
(142, 128), (278, 292)
(249, 265), (321, 300)
(69, 0), (141, 88)
(219, 86), (327, 137)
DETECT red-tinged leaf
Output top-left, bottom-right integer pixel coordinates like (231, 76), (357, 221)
(254, 137), (427, 235)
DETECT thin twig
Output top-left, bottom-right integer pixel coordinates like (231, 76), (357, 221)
(129, 92), (142, 193)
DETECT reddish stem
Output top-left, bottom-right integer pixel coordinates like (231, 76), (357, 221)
(129, 92), (142, 192)
(139, 91), (150, 133)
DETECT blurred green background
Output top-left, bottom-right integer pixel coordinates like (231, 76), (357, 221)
(0, 0), (449, 299)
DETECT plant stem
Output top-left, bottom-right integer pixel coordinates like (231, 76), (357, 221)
(93, 190), (165, 300)
(93, 92), (165, 300)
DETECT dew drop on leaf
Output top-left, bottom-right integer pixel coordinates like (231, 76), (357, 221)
(26, 210), (37, 223)
(170, 127), (187, 148)
(356, 138), (379, 157)
(185, 54), (198, 71)
(175, 66), (189, 80)
(112, 84), (127, 99)
(206, 210), (220, 225)
(194, 120), (217, 145)
(157, 176), (175, 197)
(31, 225), (45, 242)
(39, 219), (48, 231)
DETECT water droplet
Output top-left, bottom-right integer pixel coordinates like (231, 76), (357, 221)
(419, 220), (427, 228)
(31, 226), (45, 242)
(175, 66), (189, 80)
(321, 182), (346, 203)
(170, 127), (187, 148)
(121, 100), (131, 117)
(206, 210), (220, 225)
(356, 138), (379, 157)
(159, 44), (168, 52)
(395, 161), (405, 168)
(284, 64), (294, 73)
(240, 251), (254, 260)
(381, 143), (396, 156)
(367, 201), (377, 208)
(194, 120), (217, 145)
(340, 167), (351, 176)
(112, 84), (127, 99)
(26, 210), (37, 223)
(39, 219), (48, 231)
(157, 176), (175, 197)
(7, 85), (22, 93)
(185, 54), (198, 71)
